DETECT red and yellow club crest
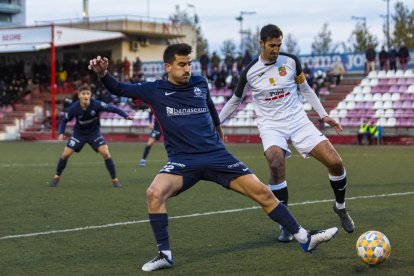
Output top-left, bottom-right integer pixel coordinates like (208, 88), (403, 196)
(278, 66), (287, 76)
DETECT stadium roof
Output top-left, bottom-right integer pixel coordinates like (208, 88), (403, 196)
(0, 25), (124, 53)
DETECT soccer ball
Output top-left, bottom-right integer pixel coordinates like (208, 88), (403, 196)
(356, 230), (391, 265)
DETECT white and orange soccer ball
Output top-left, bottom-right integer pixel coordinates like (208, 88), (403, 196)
(356, 230), (391, 265)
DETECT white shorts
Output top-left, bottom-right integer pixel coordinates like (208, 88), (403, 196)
(259, 120), (327, 159)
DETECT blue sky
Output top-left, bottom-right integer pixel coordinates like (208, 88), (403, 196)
(26, 0), (414, 54)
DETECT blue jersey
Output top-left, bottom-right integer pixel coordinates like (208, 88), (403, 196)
(101, 74), (224, 157)
(59, 98), (128, 136)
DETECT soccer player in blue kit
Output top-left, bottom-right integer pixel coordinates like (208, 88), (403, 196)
(89, 44), (339, 272)
(139, 111), (162, 167)
(49, 84), (132, 188)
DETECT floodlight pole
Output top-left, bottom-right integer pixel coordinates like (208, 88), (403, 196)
(235, 11), (256, 53)
(385, 0), (390, 49)
(50, 24), (57, 139)
(351, 16), (367, 27)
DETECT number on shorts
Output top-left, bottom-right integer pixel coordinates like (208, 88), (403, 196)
(69, 139), (76, 147)
(161, 164), (174, 172)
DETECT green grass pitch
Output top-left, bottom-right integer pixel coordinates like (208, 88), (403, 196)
(0, 141), (413, 275)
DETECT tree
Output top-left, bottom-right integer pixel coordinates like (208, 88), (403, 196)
(348, 22), (378, 52)
(311, 23), (332, 54)
(169, 5), (208, 58)
(220, 39), (237, 57)
(244, 26), (261, 57)
(282, 33), (300, 55)
(389, 1), (414, 48)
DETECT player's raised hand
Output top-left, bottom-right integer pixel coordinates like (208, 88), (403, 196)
(322, 116), (343, 134)
(88, 56), (109, 78)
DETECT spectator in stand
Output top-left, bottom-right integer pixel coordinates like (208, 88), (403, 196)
(139, 111), (162, 167)
(227, 70), (239, 93)
(367, 120), (378, 145)
(236, 52), (244, 74)
(133, 56), (142, 75)
(199, 51), (210, 77)
(242, 49), (253, 69)
(398, 43), (410, 71)
(378, 46), (388, 71)
(388, 46), (398, 71)
(57, 66), (68, 87)
(365, 44), (376, 74)
(328, 61), (346, 86)
(211, 52), (221, 71)
(357, 119), (369, 145)
(224, 52), (234, 76)
(302, 63), (314, 88)
(214, 67), (227, 89)
(122, 57), (131, 80)
(313, 70), (327, 97)
(69, 58), (80, 81)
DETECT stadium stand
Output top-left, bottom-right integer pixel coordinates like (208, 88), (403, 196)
(328, 69), (414, 133)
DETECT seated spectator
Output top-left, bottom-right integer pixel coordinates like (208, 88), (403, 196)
(357, 119), (369, 145)
(224, 52), (234, 76)
(372, 124), (384, 145)
(313, 70), (327, 97)
(367, 120), (379, 145)
(214, 68), (227, 89)
(327, 61), (346, 86)
(227, 71), (239, 93)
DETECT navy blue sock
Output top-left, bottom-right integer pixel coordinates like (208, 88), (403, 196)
(104, 158), (116, 179)
(149, 213), (170, 251)
(56, 158), (68, 176)
(142, 145), (152, 160)
(268, 204), (300, 235)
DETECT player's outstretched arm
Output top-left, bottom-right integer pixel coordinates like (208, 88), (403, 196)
(88, 56), (153, 101)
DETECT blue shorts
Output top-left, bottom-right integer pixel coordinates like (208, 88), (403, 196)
(159, 149), (252, 195)
(150, 122), (161, 140)
(66, 132), (106, 153)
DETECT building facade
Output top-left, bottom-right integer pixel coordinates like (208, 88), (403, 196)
(0, 0), (25, 27)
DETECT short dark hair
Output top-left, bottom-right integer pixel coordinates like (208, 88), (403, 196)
(77, 84), (91, 93)
(260, 24), (283, 42)
(163, 43), (192, 64)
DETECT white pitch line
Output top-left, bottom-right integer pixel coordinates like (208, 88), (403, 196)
(1, 191), (413, 240)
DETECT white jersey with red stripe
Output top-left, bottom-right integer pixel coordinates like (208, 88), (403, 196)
(235, 53), (309, 127)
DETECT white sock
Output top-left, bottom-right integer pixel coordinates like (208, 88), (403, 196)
(335, 202), (346, 209)
(293, 227), (309, 244)
(161, 250), (172, 260)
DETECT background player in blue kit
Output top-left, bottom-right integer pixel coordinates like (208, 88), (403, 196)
(49, 84), (132, 188)
(139, 111), (162, 167)
(89, 43), (339, 272)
